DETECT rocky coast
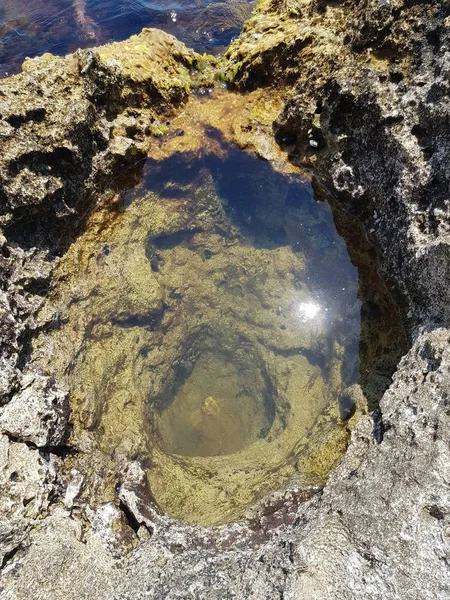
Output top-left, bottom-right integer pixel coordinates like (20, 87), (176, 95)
(0, 1), (449, 598)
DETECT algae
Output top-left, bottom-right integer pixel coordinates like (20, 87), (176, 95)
(31, 90), (405, 526)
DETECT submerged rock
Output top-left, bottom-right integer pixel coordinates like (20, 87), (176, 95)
(36, 131), (357, 526)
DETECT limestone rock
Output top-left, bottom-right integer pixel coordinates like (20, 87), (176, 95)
(63, 469), (84, 510)
(1, 2), (450, 599)
(226, 0), (450, 326)
(85, 502), (136, 558)
(0, 29), (202, 227)
(0, 373), (69, 447)
(0, 434), (59, 565)
(0, 518), (28, 566)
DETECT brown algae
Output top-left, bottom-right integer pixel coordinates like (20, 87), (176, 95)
(33, 91), (406, 526)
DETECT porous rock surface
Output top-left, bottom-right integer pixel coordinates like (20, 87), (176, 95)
(225, 0), (450, 325)
(0, 26), (204, 578)
(1, 2), (450, 599)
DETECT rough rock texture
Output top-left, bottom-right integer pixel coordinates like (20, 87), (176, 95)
(1, 2), (450, 599)
(0, 433), (59, 566)
(225, 0), (450, 326)
(0, 28), (206, 577)
(0, 26), (204, 414)
(0, 373), (69, 447)
(2, 330), (450, 599)
(0, 28), (202, 230)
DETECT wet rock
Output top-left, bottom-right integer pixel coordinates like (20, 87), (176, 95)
(339, 383), (365, 421)
(0, 29), (203, 231)
(338, 392), (356, 421)
(0, 240), (55, 417)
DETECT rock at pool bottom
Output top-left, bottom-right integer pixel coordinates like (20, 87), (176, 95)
(155, 350), (274, 457)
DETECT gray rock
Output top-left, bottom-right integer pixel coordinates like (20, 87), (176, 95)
(1, 5), (450, 599)
(2, 331), (449, 600)
(63, 469), (84, 510)
(0, 434), (59, 565)
(0, 373), (69, 447)
(85, 502), (135, 558)
(0, 518), (28, 566)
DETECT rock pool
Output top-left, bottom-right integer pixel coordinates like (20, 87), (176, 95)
(29, 91), (406, 525)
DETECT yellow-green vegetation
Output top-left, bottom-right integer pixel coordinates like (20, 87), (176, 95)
(215, 71), (230, 85)
(193, 53), (218, 73)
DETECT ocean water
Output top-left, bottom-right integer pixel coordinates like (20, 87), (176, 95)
(32, 108), (407, 524)
(0, 0), (253, 76)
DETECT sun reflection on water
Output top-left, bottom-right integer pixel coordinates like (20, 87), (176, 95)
(298, 301), (321, 322)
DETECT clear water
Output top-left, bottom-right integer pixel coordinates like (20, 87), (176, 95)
(35, 113), (406, 524)
(0, 0), (253, 76)
(156, 349), (274, 457)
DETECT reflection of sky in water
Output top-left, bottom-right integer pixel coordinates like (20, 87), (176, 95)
(0, 0), (253, 76)
(297, 286), (353, 325)
(126, 138), (362, 388)
(135, 0), (198, 10)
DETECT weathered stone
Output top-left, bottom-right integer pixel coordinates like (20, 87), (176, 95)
(0, 373), (69, 447)
(0, 518), (28, 567)
(63, 469), (84, 510)
(118, 461), (159, 532)
(0, 434), (59, 566)
(85, 502), (136, 558)
(227, 0), (450, 326)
